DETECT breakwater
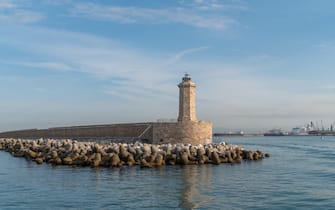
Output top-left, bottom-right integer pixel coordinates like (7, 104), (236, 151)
(0, 138), (268, 167)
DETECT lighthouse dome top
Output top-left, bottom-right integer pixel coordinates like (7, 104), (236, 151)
(179, 73), (196, 87)
(182, 73), (191, 82)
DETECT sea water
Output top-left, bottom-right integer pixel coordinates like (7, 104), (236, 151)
(0, 136), (334, 209)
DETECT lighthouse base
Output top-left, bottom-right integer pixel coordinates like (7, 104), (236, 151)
(152, 121), (212, 145)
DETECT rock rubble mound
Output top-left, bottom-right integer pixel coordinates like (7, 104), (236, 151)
(0, 138), (268, 167)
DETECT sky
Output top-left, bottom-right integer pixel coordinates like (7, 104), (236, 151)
(1, 0), (335, 132)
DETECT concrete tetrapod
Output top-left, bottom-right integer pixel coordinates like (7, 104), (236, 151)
(0, 138), (269, 167)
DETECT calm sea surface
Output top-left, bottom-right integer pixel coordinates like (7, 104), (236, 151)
(0, 136), (335, 209)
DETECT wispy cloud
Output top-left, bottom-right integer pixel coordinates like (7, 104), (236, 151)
(0, 0), (16, 9)
(183, 0), (248, 11)
(170, 46), (210, 63)
(5, 26), (334, 102)
(70, 2), (235, 30)
(1, 26), (181, 99)
(43, 0), (74, 6)
(0, 10), (42, 23)
(2, 61), (75, 72)
(0, 1), (43, 23)
(191, 0), (225, 10)
(2, 25), (335, 131)
(313, 40), (335, 49)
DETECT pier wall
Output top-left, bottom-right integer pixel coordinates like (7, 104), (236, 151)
(0, 122), (212, 144)
(0, 123), (153, 143)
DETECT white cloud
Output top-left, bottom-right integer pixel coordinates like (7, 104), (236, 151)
(70, 2), (234, 30)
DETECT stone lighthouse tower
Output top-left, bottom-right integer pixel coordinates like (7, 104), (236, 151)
(178, 73), (197, 122)
(174, 73), (212, 145)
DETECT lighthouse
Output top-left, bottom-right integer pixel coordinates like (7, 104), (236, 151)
(178, 73), (197, 122)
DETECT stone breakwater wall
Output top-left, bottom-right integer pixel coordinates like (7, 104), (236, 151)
(0, 123), (153, 142)
(0, 122), (212, 145)
(0, 138), (268, 167)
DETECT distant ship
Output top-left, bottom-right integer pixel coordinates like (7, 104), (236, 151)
(292, 121), (335, 136)
(213, 131), (244, 137)
(264, 128), (288, 136)
(265, 121), (335, 136)
(290, 126), (309, 136)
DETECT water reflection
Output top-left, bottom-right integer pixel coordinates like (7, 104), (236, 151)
(179, 165), (214, 209)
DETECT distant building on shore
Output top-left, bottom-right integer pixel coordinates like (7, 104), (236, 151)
(0, 74), (212, 144)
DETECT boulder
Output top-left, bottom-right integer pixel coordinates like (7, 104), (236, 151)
(179, 152), (189, 165)
(110, 154), (121, 167)
(127, 154), (136, 166)
(197, 148), (206, 157)
(13, 150), (25, 157)
(30, 141), (39, 152)
(142, 144), (151, 156)
(234, 151), (242, 163)
(226, 151), (234, 163)
(220, 156), (228, 163)
(64, 142), (72, 152)
(189, 146), (197, 157)
(248, 151), (254, 160)
(26, 150), (37, 159)
(78, 155), (89, 166)
(166, 154), (176, 165)
(62, 157), (73, 165)
(119, 146), (129, 161)
(196, 154), (205, 164)
(153, 154), (164, 167)
(54, 157), (62, 165)
(92, 153), (101, 167)
(100, 153), (111, 167)
(231, 151), (237, 160)
(211, 151), (221, 165)
(35, 158), (44, 165)
(14, 142), (22, 151)
(147, 153), (157, 164)
(51, 150), (58, 159)
(140, 158), (152, 168)
(127, 146), (136, 156)
(253, 152), (259, 160)
(256, 150), (264, 159)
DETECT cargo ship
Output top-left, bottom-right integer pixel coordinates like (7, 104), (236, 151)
(264, 128), (288, 136)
